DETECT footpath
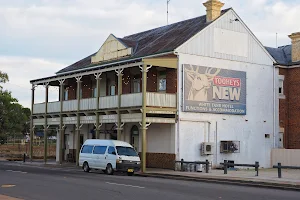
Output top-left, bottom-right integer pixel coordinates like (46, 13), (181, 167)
(137, 168), (300, 191)
(1, 159), (300, 191)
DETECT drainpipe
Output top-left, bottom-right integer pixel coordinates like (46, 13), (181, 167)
(215, 121), (218, 168)
(273, 64), (276, 149)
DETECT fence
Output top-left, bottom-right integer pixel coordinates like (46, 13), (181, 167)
(0, 143), (56, 159)
(273, 163), (300, 178)
(175, 159), (210, 173)
(220, 160), (259, 176)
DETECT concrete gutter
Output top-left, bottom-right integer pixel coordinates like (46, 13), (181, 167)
(136, 172), (300, 192)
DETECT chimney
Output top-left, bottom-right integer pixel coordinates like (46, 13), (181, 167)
(289, 32), (300, 63)
(203, 0), (225, 23)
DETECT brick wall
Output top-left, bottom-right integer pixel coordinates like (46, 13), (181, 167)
(286, 67), (300, 148)
(138, 152), (176, 170)
(147, 67), (157, 92)
(291, 39), (300, 62)
(81, 76), (93, 99)
(279, 68), (288, 148)
(122, 68), (131, 94)
(66, 80), (77, 100)
(166, 68), (177, 93)
(280, 66), (300, 149)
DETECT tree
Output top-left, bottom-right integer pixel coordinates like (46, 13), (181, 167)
(21, 108), (31, 135)
(0, 71), (31, 143)
(0, 70), (9, 89)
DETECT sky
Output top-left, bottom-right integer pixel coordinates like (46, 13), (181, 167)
(1, 0), (300, 108)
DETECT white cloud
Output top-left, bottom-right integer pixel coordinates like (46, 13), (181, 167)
(1, 0), (300, 108)
(0, 56), (64, 108)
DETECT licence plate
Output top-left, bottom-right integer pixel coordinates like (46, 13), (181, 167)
(127, 169), (134, 172)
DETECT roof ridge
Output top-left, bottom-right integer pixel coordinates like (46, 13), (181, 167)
(123, 8), (231, 40)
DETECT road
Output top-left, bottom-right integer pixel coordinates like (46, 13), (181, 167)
(0, 162), (299, 200)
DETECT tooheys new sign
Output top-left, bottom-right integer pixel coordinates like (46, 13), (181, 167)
(183, 64), (246, 115)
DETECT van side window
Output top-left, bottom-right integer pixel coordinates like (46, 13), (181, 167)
(81, 145), (93, 154)
(108, 146), (116, 155)
(93, 146), (107, 154)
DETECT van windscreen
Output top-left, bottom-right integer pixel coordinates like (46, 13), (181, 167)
(116, 146), (138, 156)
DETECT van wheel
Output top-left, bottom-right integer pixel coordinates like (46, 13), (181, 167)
(106, 164), (114, 175)
(83, 162), (90, 173)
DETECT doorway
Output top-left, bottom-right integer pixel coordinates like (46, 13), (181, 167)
(130, 125), (139, 152)
(80, 135), (84, 149)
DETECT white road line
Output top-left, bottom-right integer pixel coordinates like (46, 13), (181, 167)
(106, 182), (145, 189)
(6, 170), (27, 174)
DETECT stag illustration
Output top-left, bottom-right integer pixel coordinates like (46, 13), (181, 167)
(186, 66), (221, 101)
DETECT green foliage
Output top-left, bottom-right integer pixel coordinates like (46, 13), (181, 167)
(0, 72), (31, 139)
(0, 71), (9, 89)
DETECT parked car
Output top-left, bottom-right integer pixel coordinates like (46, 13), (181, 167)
(79, 139), (141, 176)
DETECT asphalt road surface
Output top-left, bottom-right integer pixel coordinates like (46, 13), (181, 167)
(0, 162), (299, 200)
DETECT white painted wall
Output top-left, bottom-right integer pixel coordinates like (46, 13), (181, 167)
(147, 124), (176, 154)
(177, 54), (275, 168)
(175, 9), (277, 168)
(176, 9), (274, 66)
(123, 123), (176, 154)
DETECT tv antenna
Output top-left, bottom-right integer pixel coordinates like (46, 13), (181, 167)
(276, 32), (278, 48)
(167, 0), (171, 25)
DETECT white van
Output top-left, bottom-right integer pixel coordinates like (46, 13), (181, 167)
(79, 139), (141, 176)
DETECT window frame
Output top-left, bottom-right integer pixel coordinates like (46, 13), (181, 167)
(107, 146), (116, 155)
(157, 70), (167, 92)
(278, 75), (285, 99)
(64, 89), (69, 101)
(81, 145), (94, 154)
(109, 85), (116, 96)
(132, 78), (141, 93)
(93, 145), (108, 155)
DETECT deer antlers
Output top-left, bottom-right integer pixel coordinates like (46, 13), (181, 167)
(186, 66), (220, 78)
(205, 67), (221, 79)
(185, 65), (200, 75)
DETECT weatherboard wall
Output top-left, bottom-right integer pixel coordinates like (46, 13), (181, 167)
(176, 9), (273, 66)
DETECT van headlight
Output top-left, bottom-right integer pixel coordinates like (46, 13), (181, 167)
(136, 162), (141, 165)
(116, 159), (122, 164)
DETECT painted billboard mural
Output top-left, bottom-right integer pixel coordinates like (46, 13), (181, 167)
(183, 64), (246, 115)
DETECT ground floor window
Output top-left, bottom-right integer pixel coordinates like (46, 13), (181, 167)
(130, 125), (139, 152)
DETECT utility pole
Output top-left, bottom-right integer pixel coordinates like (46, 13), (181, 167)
(167, 0), (171, 25)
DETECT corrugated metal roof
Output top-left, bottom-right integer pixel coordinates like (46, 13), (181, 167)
(265, 45), (290, 65)
(56, 8), (231, 74)
(265, 45), (300, 66)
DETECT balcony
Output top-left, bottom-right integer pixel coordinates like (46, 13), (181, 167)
(146, 92), (176, 108)
(121, 93), (142, 107)
(32, 93), (176, 114)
